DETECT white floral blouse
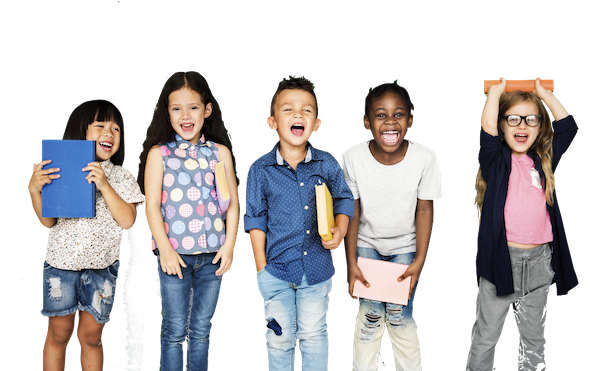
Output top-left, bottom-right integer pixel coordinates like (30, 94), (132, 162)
(45, 160), (144, 270)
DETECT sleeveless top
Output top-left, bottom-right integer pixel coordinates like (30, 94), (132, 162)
(151, 134), (227, 255)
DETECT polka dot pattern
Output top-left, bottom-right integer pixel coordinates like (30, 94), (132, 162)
(152, 136), (226, 255)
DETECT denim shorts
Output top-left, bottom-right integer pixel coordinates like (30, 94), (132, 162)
(41, 260), (119, 324)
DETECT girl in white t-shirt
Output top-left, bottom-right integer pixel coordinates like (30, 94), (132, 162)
(29, 100), (144, 370)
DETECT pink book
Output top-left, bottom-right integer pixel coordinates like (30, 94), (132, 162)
(352, 257), (412, 306)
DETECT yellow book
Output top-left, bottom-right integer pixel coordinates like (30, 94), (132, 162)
(215, 161), (230, 213)
(316, 183), (334, 241)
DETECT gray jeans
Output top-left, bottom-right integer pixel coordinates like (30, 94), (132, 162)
(466, 243), (554, 371)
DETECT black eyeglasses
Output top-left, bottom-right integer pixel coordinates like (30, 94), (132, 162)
(503, 115), (542, 127)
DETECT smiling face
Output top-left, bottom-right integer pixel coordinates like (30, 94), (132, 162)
(86, 120), (121, 161)
(364, 90), (413, 160)
(168, 87), (212, 144)
(268, 89), (321, 150)
(500, 100), (541, 157)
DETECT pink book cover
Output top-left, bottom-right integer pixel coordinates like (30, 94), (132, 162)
(352, 257), (412, 306)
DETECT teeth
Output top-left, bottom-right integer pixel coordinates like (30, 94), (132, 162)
(383, 131), (398, 134)
(516, 134), (527, 137)
(100, 141), (112, 148)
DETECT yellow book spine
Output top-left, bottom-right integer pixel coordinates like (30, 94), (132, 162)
(316, 183), (334, 241)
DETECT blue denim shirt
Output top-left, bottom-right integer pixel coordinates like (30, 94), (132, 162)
(244, 142), (355, 285)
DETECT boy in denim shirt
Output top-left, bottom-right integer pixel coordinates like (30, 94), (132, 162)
(245, 76), (355, 371)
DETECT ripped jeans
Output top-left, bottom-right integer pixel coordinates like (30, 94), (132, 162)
(41, 260), (119, 324)
(353, 247), (421, 371)
(257, 269), (332, 371)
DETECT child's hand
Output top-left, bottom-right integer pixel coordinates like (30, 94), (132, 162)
(321, 226), (345, 250)
(398, 258), (425, 300)
(29, 160), (60, 193)
(213, 243), (234, 276)
(347, 263), (369, 299)
(83, 162), (110, 191)
(533, 77), (552, 101)
(159, 247), (187, 279)
(486, 78), (507, 97)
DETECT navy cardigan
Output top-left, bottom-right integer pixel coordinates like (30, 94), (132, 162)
(477, 115), (578, 296)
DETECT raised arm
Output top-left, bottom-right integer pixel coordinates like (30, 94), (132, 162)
(481, 78), (507, 136)
(28, 160), (59, 228)
(534, 78), (568, 121)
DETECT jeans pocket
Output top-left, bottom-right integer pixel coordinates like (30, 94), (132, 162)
(107, 261), (120, 279)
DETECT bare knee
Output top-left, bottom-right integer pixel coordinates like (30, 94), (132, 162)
(77, 312), (105, 348)
(47, 314), (75, 346)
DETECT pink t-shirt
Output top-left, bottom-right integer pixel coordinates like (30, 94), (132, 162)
(504, 154), (553, 244)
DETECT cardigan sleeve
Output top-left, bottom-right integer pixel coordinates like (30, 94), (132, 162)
(551, 115), (578, 171)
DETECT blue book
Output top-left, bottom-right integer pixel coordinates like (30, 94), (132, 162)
(42, 140), (96, 218)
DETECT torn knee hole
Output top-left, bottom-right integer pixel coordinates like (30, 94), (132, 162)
(267, 318), (282, 336)
(48, 277), (62, 299)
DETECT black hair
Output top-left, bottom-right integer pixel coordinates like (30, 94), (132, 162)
(137, 71), (238, 194)
(63, 100), (125, 166)
(270, 76), (318, 117)
(364, 80), (414, 119)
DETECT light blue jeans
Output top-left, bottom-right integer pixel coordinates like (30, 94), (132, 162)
(257, 269), (332, 371)
(158, 253), (222, 371)
(353, 247), (421, 371)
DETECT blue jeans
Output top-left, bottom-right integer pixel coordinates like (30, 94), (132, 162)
(353, 247), (421, 371)
(257, 269), (332, 371)
(42, 260), (119, 324)
(158, 253), (222, 371)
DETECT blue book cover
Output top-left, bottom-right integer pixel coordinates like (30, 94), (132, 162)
(42, 140), (96, 218)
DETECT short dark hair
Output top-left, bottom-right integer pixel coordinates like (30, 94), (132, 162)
(62, 100), (125, 166)
(365, 80), (414, 119)
(270, 76), (318, 116)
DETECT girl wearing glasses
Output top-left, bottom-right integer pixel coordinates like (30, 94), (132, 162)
(466, 78), (578, 371)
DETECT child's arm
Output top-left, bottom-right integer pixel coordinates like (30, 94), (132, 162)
(344, 200), (369, 298)
(399, 199), (434, 299)
(145, 145), (187, 279)
(28, 160), (59, 228)
(481, 78), (507, 136)
(249, 229), (267, 272)
(213, 145), (240, 276)
(534, 78), (568, 121)
(83, 162), (137, 229)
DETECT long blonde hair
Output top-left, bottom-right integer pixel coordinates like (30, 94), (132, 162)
(475, 91), (555, 212)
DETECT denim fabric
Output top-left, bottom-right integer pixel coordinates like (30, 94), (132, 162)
(41, 260), (119, 324)
(467, 244), (554, 371)
(353, 247), (421, 371)
(257, 269), (331, 371)
(158, 253), (222, 371)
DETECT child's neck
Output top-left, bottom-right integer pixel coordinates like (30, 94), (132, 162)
(279, 143), (308, 171)
(369, 139), (409, 165)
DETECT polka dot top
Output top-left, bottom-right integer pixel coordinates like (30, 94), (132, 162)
(151, 134), (226, 255)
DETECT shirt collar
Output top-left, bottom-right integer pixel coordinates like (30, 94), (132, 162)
(174, 134), (208, 152)
(270, 142), (316, 166)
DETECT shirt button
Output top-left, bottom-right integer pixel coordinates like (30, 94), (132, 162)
(306, 230), (310, 234)
(300, 182), (304, 186)
(304, 206), (308, 210)
(304, 251), (307, 255)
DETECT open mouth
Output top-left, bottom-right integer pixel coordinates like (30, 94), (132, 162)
(291, 123), (305, 136)
(181, 123), (194, 132)
(99, 141), (113, 151)
(382, 130), (399, 144)
(514, 133), (528, 144)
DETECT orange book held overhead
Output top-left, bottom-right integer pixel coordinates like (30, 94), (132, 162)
(484, 79), (554, 93)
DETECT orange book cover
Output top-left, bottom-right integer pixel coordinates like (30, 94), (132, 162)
(484, 79), (553, 93)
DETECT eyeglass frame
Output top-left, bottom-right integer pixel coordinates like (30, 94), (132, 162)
(502, 114), (542, 127)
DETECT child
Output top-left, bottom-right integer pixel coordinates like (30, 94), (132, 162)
(343, 81), (441, 371)
(244, 76), (355, 371)
(137, 71), (240, 371)
(29, 100), (144, 370)
(466, 78), (578, 371)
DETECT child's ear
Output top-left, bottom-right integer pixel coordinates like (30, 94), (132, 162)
(204, 102), (213, 118)
(364, 115), (371, 130)
(408, 114), (413, 128)
(267, 116), (278, 130)
(313, 118), (322, 132)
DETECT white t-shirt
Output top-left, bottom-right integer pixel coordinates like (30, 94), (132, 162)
(342, 141), (441, 255)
